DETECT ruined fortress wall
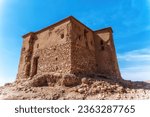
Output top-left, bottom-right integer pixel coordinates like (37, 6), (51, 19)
(17, 20), (72, 79)
(31, 20), (72, 75)
(109, 33), (121, 78)
(17, 35), (33, 79)
(30, 43), (71, 76)
(17, 16), (121, 80)
(94, 30), (121, 78)
(70, 18), (96, 74)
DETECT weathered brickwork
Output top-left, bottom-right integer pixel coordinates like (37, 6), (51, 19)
(17, 16), (121, 81)
(94, 30), (121, 78)
(70, 18), (96, 74)
(32, 43), (71, 75)
(71, 44), (96, 74)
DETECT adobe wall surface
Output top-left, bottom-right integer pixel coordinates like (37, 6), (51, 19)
(17, 20), (72, 79)
(17, 16), (121, 81)
(31, 43), (71, 75)
(94, 30), (121, 78)
(17, 34), (33, 79)
(109, 33), (121, 78)
(70, 18), (96, 74)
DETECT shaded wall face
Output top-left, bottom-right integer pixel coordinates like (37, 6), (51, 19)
(70, 19), (96, 74)
(17, 21), (72, 79)
(94, 31), (121, 78)
(17, 35), (33, 79)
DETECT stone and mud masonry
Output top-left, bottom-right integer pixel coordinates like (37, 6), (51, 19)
(0, 73), (150, 100)
(1, 16), (150, 100)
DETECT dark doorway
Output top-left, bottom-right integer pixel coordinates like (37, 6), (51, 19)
(31, 56), (39, 76)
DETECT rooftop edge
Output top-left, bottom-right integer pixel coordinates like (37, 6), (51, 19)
(22, 16), (113, 38)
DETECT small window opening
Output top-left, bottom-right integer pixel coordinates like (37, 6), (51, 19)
(100, 40), (104, 45)
(37, 44), (39, 48)
(53, 47), (56, 51)
(91, 41), (93, 45)
(61, 33), (64, 39)
(101, 46), (105, 51)
(100, 40), (105, 51)
(84, 29), (88, 34)
(78, 35), (81, 40)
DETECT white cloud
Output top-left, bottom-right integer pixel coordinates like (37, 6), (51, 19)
(118, 48), (150, 61)
(121, 66), (150, 81)
(118, 48), (150, 81)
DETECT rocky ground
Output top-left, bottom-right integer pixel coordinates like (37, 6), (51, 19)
(0, 74), (150, 100)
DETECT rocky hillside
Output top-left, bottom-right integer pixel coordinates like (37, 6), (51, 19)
(0, 73), (150, 100)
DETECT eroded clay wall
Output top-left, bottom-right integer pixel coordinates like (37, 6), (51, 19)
(17, 17), (121, 80)
(17, 34), (36, 79)
(94, 30), (121, 78)
(31, 20), (72, 76)
(70, 18), (96, 74)
(34, 20), (71, 50)
(109, 33), (121, 78)
(17, 20), (72, 79)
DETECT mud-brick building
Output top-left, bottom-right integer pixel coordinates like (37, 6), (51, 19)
(17, 16), (121, 80)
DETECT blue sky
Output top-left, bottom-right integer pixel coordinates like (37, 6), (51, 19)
(0, 0), (150, 85)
